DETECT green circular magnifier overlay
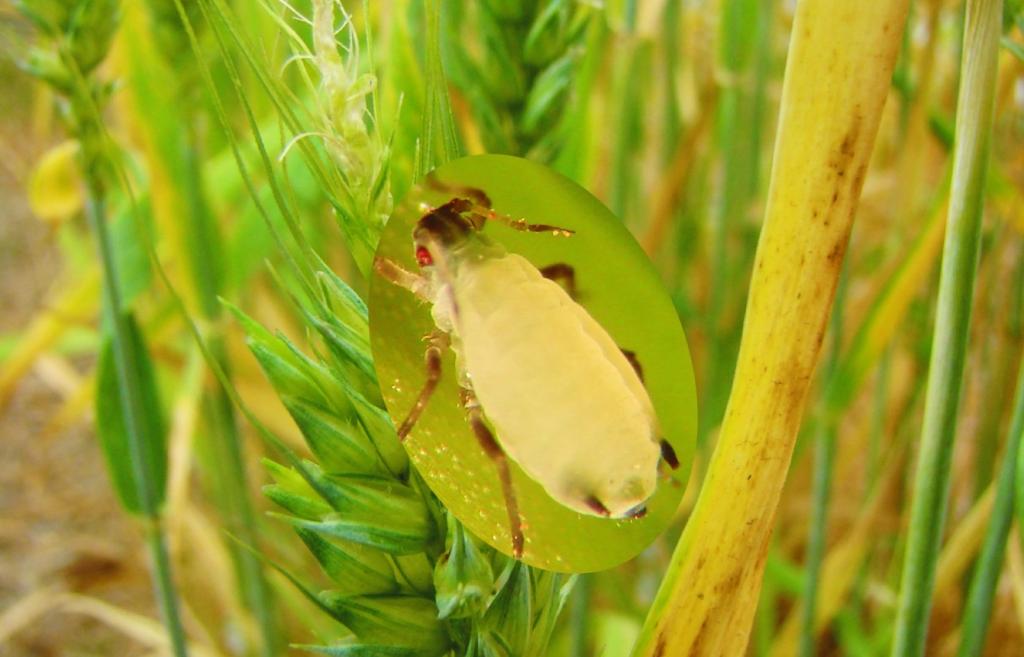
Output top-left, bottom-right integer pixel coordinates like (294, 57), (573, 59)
(369, 154), (696, 572)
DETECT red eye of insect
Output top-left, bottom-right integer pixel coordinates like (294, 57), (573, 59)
(415, 246), (433, 267)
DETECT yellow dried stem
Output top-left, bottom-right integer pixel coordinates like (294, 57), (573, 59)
(641, 89), (718, 256)
(841, 199), (947, 393)
(1007, 527), (1024, 631)
(0, 590), (223, 657)
(0, 267), (100, 409)
(631, 2), (910, 654)
(933, 484), (996, 599)
(27, 140), (84, 225)
(44, 373), (96, 436)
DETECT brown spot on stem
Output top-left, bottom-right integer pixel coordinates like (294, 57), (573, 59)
(827, 239), (847, 264)
(840, 132), (856, 157)
(852, 163), (869, 194)
(717, 570), (743, 596)
(692, 616), (711, 653)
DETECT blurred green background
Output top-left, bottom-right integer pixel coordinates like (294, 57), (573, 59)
(0, 1), (1023, 656)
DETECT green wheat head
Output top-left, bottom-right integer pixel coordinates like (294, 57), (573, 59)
(443, 0), (595, 160)
(233, 268), (574, 656)
(225, 1), (578, 654)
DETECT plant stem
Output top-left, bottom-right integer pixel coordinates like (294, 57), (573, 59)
(568, 574), (591, 657)
(798, 426), (836, 657)
(203, 346), (280, 657)
(868, 347), (892, 490)
(630, 2), (910, 654)
(83, 174), (189, 657)
(890, 1), (1002, 655)
(179, 125), (280, 655)
(64, 34), (190, 654)
(147, 519), (191, 657)
(955, 339), (1024, 655)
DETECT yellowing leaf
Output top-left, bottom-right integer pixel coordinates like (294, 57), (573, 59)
(27, 140), (83, 224)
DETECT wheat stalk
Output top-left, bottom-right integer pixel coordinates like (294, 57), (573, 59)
(14, 1), (189, 655)
(443, 0), (595, 161)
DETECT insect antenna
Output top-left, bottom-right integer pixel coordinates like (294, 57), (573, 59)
(424, 172), (492, 208)
(483, 210), (575, 237)
(421, 174), (574, 237)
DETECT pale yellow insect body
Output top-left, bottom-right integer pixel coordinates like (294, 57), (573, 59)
(430, 248), (662, 518)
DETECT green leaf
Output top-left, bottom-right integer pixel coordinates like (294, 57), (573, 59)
(434, 513), (494, 619)
(417, 0), (461, 179)
(315, 262), (370, 326)
(66, 0), (120, 74)
(1004, 0), (1023, 30)
(109, 198), (154, 308)
(247, 336), (329, 406)
(471, 631), (514, 657)
(95, 313), (167, 515)
(231, 303), (354, 415)
(294, 527), (400, 596)
(292, 515), (432, 557)
(520, 50), (577, 136)
(956, 351), (1024, 656)
(14, 0), (72, 33)
(1001, 35), (1024, 61)
(342, 385), (408, 476)
(302, 466), (423, 517)
(892, 2), (1003, 655)
(303, 642), (422, 657)
(523, 0), (573, 65)
(282, 397), (386, 476)
(316, 593), (450, 656)
(263, 481), (334, 521)
(309, 315), (379, 394)
(285, 466), (435, 555)
(525, 571), (576, 657)
(482, 561), (532, 657)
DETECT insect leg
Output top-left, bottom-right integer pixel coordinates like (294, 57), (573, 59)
(660, 440), (680, 470)
(374, 256), (431, 301)
(540, 262), (578, 299)
(626, 505), (649, 519)
(460, 388), (525, 559)
(583, 495), (611, 517)
(620, 348), (644, 382)
(656, 438), (681, 482)
(397, 331), (449, 441)
(617, 348), (681, 473)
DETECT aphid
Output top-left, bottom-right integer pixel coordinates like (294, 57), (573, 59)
(374, 177), (679, 558)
